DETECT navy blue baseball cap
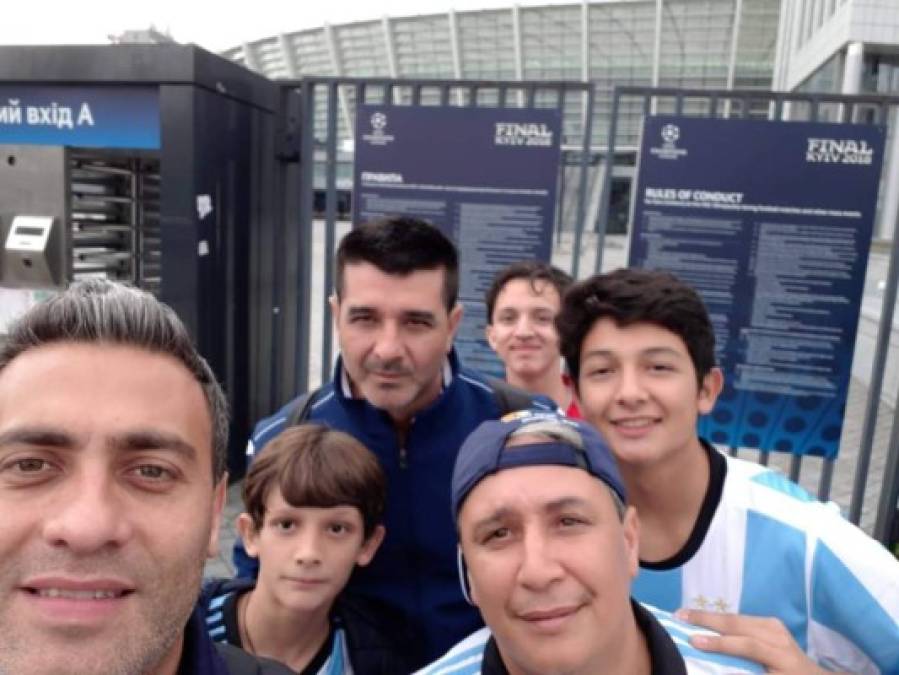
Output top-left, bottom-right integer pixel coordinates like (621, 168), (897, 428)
(451, 410), (626, 516)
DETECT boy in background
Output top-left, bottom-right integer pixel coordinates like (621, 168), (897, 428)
(202, 424), (407, 674)
(485, 261), (579, 416)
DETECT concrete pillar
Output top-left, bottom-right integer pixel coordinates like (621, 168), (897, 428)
(842, 41), (864, 95)
(878, 108), (899, 241)
(848, 42), (899, 242)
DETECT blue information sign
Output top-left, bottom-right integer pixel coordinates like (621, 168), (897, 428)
(629, 115), (886, 458)
(0, 85), (160, 149)
(353, 105), (562, 374)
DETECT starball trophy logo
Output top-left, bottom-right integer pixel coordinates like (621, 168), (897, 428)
(362, 110), (395, 146)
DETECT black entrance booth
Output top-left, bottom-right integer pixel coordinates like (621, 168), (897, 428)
(0, 45), (278, 477)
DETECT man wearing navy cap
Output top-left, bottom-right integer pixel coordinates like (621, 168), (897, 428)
(418, 410), (763, 675)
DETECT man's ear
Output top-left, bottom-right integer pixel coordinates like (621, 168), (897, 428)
(622, 505), (640, 579)
(485, 322), (498, 352)
(236, 512), (261, 559)
(569, 372), (581, 409)
(356, 525), (386, 566)
(207, 474), (228, 559)
(446, 303), (464, 351)
(697, 367), (724, 415)
(466, 564), (479, 607)
(329, 294), (341, 330)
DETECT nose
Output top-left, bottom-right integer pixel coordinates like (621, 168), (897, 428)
(512, 315), (535, 338)
(41, 467), (132, 554)
(372, 321), (403, 363)
(615, 366), (647, 406)
(516, 528), (563, 590)
(293, 528), (323, 567)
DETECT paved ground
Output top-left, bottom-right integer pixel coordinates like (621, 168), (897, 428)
(204, 228), (898, 577)
(206, 481), (244, 578)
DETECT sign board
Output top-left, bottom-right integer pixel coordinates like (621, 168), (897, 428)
(629, 115), (885, 458)
(0, 85), (160, 149)
(353, 105), (562, 374)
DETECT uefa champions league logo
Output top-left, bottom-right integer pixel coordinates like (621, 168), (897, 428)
(650, 122), (687, 160)
(362, 111), (395, 146)
(371, 112), (387, 131)
(661, 124), (680, 144)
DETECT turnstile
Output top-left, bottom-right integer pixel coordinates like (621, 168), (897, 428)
(0, 45), (279, 478)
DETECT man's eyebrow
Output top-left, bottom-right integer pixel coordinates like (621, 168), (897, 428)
(0, 427), (75, 449)
(109, 430), (199, 463)
(471, 507), (511, 530)
(346, 305), (376, 316)
(642, 347), (684, 358)
(581, 346), (683, 359)
(403, 310), (436, 322)
(544, 496), (592, 514)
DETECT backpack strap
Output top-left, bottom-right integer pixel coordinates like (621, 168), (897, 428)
(285, 386), (323, 427)
(485, 376), (535, 415)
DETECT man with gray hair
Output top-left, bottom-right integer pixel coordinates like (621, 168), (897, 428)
(0, 279), (289, 675)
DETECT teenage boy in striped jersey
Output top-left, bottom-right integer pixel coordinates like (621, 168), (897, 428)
(557, 268), (899, 674)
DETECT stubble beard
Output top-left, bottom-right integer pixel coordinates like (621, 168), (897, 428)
(0, 547), (206, 675)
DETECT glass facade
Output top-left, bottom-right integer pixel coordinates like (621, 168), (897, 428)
(864, 53), (899, 95)
(222, 0), (783, 150)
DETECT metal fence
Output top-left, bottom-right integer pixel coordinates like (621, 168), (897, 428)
(253, 76), (595, 411)
(251, 79), (899, 546)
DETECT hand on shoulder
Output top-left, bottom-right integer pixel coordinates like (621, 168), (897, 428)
(676, 609), (846, 675)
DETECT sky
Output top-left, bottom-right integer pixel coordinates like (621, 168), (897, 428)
(0, 0), (573, 53)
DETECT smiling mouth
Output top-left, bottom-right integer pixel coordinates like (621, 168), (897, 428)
(612, 417), (659, 428)
(521, 606), (577, 620)
(21, 575), (136, 601)
(283, 577), (328, 586)
(27, 588), (132, 600)
(518, 605), (581, 631)
(371, 370), (408, 379)
(19, 584), (135, 623)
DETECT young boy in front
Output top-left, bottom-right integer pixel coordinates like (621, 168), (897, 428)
(201, 424), (407, 674)
(557, 268), (899, 674)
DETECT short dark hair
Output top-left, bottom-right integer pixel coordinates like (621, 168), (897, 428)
(557, 268), (716, 387)
(243, 424), (386, 539)
(0, 279), (229, 480)
(485, 260), (573, 323)
(335, 216), (459, 312)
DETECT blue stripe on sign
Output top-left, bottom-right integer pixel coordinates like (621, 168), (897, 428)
(739, 511), (808, 651)
(750, 471), (815, 503)
(811, 542), (899, 673)
(633, 567), (683, 612)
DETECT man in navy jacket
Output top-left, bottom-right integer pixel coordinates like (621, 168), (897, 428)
(239, 217), (552, 668)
